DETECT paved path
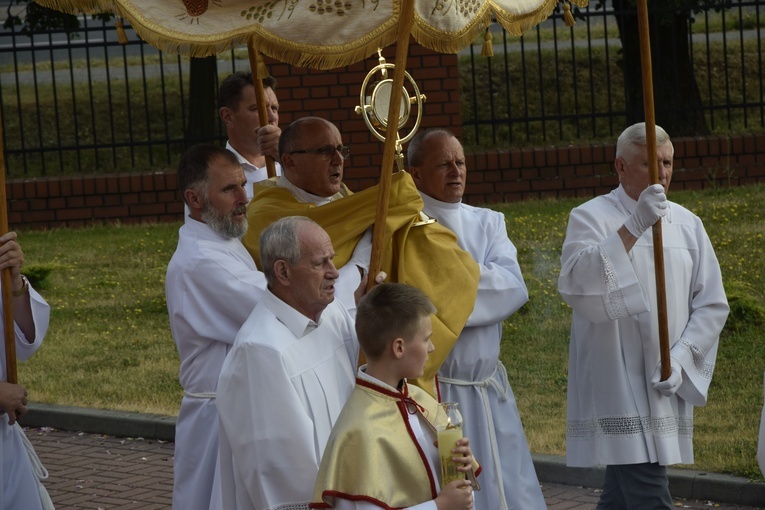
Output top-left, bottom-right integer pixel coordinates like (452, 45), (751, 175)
(24, 426), (763, 510)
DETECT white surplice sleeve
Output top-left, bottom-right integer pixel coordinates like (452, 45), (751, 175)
(0, 286), (50, 381)
(218, 336), (320, 510)
(334, 229), (372, 316)
(558, 199), (650, 324)
(11, 286), (50, 364)
(668, 214), (728, 406)
(465, 209), (528, 327)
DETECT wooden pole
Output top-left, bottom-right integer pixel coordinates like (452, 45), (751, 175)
(0, 114), (17, 384)
(637, 0), (671, 381)
(366, 0), (415, 291)
(247, 36), (277, 179)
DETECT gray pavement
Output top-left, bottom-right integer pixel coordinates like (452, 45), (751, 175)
(19, 404), (765, 509)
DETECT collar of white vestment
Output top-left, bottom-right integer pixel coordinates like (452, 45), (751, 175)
(183, 215), (241, 244)
(225, 140), (256, 170)
(263, 287), (321, 338)
(615, 185), (638, 215)
(419, 192), (462, 215)
(277, 175), (345, 205)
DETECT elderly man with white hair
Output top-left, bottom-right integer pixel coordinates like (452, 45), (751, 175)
(558, 122), (729, 508)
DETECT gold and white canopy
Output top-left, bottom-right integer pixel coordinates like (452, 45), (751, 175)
(35, 0), (588, 69)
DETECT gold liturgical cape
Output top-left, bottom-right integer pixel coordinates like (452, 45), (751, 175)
(243, 172), (480, 397)
(310, 378), (443, 509)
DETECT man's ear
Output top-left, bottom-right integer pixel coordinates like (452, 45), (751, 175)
(391, 337), (405, 360)
(281, 152), (295, 171)
(184, 188), (203, 211)
(273, 260), (291, 286)
(409, 165), (421, 185)
(614, 156), (626, 179)
(219, 106), (233, 126)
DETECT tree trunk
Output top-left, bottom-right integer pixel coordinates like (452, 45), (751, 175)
(185, 56), (219, 144)
(613, 0), (709, 136)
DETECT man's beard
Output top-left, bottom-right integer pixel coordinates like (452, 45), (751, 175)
(201, 204), (248, 239)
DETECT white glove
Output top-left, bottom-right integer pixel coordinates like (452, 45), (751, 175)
(651, 358), (683, 397)
(624, 184), (668, 238)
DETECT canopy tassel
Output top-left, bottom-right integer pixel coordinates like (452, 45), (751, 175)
(480, 28), (493, 57)
(115, 19), (128, 44)
(562, 2), (576, 27)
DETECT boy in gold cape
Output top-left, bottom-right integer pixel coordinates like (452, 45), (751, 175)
(311, 283), (480, 510)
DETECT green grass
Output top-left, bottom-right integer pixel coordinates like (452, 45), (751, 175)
(18, 224), (181, 415)
(14, 183), (765, 479)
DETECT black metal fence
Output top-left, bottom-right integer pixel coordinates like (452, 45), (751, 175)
(461, 0), (764, 149)
(0, 1), (762, 177)
(0, 11), (249, 178)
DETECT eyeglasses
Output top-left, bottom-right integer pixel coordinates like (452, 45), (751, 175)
(289, 145), (351, 160)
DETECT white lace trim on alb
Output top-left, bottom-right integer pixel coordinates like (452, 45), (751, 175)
(600, 246), (629, 321)
(567, 415), (693, 440)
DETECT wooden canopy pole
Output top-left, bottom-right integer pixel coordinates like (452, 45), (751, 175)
(637, 0), (671, 381)
(0, 115), (17, 384)
(366, 0), (415, 290)
(247, 36), (277, 179)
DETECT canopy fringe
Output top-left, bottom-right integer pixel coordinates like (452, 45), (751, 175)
(35, 0), (590, 67)
(34, 0), (116, 15)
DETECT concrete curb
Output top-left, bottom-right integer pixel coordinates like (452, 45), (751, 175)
(20, 403), (765, 507)
(533, 453), (765, 507)
(21, 403), (176, 441)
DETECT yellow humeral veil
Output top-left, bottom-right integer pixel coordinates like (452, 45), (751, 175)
(310, 379), (443, 509)
(243, 172), (479, 397)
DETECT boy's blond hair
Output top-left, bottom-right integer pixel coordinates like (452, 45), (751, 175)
(355, 283), (437, 359)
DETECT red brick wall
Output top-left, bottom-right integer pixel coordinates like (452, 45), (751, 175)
(5, 42), (765, 230)
(462, 134), (765, 205)
(8, 133), (763, 230)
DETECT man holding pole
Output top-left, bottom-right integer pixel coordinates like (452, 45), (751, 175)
(558, 122), (729, 508)
(242, 117), (480, 397)
(219, 72), (282, 199)
(0, 231), (51, 509)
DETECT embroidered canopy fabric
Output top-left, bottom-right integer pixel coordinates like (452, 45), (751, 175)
(35, 0), (588, 69)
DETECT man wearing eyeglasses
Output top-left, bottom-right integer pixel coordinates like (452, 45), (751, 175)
(242, 117), (370, 313)
(277, 117), (351, 203)
(243, 117), (480, 399)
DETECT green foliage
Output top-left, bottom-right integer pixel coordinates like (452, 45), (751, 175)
(22, 263), (60, 289)
(2, 1), (114, 33)
(724, 281), (765, 332)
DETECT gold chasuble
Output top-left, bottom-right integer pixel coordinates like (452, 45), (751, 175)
(243, 172), (480, 397)
(310, 379), (442, 509)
